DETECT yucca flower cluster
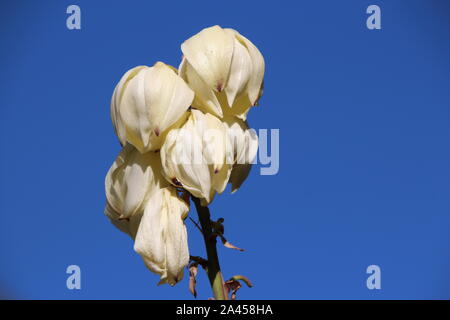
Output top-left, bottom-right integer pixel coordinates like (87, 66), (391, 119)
(104, 25), (265, 291)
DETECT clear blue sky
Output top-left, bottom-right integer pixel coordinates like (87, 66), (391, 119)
(1, 0), (450, 299)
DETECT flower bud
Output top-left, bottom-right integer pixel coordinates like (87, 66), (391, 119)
(104, 144), (168, 221)
(111, 62), (194, 153)
(223, 117), (258, 193)
(134, 188), (190, 286)
(179, 25), (265, 120)
(160, 109), (232, 204)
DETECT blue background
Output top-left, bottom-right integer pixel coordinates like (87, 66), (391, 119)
(1, 0), (449, 299)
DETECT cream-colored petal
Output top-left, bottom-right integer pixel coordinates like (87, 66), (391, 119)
(192, 110), (227, 173)
(229, 164), (252, 194)
(220, 92), (253, 121)
(160, 110), (231, 204)
(238, 126), (258, 165)
(104, 144), (129, 215)
(104, 202), (130, 235)
(212, 163), (232, 194)
(134, 188), (189, 286)
(134, 190), (166, 279)
(222, 117), (258, 192)
(121, 152), (152, 217)
(223, 117), (257, 163)
(160, 122), (212, 202)
(104, 202), (143, 239)
(105, 144), (167, 220)
(179, 59), (223, 118)
(223, 116), (245, 161)
(119, 68), (152, 151)
(116, 63), (193, 153)
(126, 111), (189, 153)
(181, 25), (234, 92)
(144, 62), (194, 134)
(227, 28), (265, 105)
(223, 36), (252, 107)
(161, 188), (190, 285)
(111, 66), (147, 145)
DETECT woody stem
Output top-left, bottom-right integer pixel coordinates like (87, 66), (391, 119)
(192, 197), (228, 300)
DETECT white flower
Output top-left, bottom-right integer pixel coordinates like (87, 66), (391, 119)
(105, 145), (190, 286)
(160, 109), (233, 204)
(134, 188), (190, 286)
(104, 144), (168, 221)
(179, 25), (264, 120)
(111, 62), (194, 153)
(105, 26), (265, 288)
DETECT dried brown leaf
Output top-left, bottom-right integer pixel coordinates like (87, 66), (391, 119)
(224, 279), (242, 300)
(231, 275), (253, 288)
(188, 264), (198, 298)
(220, 235), (244, 251)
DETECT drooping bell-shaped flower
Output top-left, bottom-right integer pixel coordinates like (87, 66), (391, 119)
(160, 109), (233, 204)
(104, 144), (168, 223)
(179, 25), (265, 120)
(134, 187), (190, 286)
(111, 62), (194, 153)
(223, 117), (259, 193)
